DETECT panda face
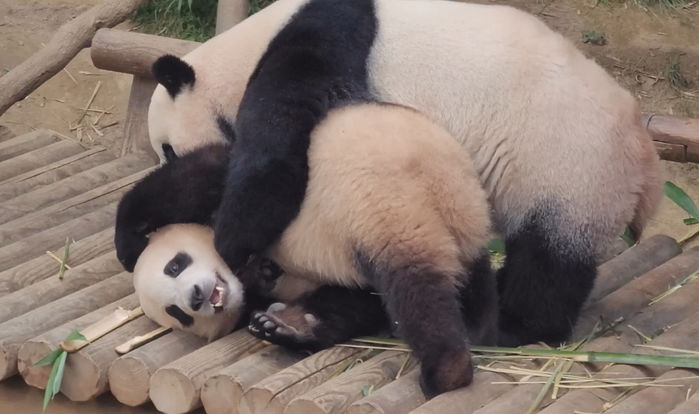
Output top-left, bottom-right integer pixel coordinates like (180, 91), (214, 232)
(133, 223), (244, 340)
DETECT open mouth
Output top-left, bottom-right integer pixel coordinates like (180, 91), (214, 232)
(209, 272), (228, 312)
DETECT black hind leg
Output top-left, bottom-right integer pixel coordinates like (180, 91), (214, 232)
(458, 253), (499, 346)
(497, 216), (597, 347)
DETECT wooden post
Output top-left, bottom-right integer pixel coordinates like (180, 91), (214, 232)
(0, 0), (147, 115)
(108, 330), (207, 407)
(0, 272), (132, 380)
(644, 114), (699, 163)
(17, 295), (139, 390)
(347, 369), (424, 414)
(239, 347), (368, 414)
(120, 76), (159, 160)
(149, 330), (266, 414)
(201, 345), (304, 414)
(216, 0), (248, 34)
(0, 252), (122, 324)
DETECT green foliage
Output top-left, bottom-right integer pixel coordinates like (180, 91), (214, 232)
(249, 0), (277, 15)
(133, 0), (218, 42)
(664, 181), (699, 225)
(666, 55), (691, 91)
(637, 0), (689, 8)
(35, 330), (87, 412)
(582, 30), (607, 46)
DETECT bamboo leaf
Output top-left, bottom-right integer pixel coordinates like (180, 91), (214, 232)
(52, 351), (67, 397)
(34, 349), (62, 367)
(362, 384), (375, 397)
(42, 350), (67, 412)
(683, 218), (699, 225)
(664, 181), (699, 222)
(487, 238), (505, 254)
(620, 227), (636, 247)
(65, 330), (86, 341)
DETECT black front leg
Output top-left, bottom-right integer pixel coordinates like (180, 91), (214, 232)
(247, 285), (388, 351)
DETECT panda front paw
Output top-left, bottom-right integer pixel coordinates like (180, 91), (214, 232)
(248, 303), (321, 349)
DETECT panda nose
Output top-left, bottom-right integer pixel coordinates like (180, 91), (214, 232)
(190, 285), (205, 311)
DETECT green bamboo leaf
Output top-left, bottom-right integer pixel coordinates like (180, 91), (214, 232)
(487, 238), (505, 255)
(664, 181), (699, 222)
(684, 218), (699, 225)
(65, 330), (86, 341)
(362, 384), (375, 397)
(34, 348), (62, 367)
(620, 227), (636, 247)
(42, 350), (66, 412)
(52, 351), (68, 398)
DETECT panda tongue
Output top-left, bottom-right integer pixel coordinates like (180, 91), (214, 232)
(209, 287), (221, 305)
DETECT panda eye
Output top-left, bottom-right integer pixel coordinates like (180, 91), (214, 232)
(164, 252), (192, 277)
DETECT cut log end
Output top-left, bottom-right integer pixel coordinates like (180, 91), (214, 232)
(201, 374), (243, 414)
(239, 388), (284, 414)
(17, 340), (53, 389)
(0, 345), (17, 381)
(108, 355), (152, 406)
(60, 351), (102, 401)
(285, 398), (331, 414)
(150, 367), (200, 414)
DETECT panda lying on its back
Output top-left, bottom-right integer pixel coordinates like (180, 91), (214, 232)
(117, 103), (497, 397)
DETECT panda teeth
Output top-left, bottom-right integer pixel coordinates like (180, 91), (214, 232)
(213, 286), (225, 308)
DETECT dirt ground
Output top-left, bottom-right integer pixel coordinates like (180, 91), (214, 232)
(0, 0), (698, 412)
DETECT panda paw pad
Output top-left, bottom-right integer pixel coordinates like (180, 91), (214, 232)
(248, 306), (319, 347)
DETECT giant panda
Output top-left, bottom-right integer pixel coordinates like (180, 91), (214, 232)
(118, 102), (497, 397)
(144, 0), (662, 351)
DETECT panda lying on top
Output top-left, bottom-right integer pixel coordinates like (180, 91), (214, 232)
(118, 102), (497, 397)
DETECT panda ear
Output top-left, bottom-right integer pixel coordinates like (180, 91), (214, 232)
(152, 55), (196, 98)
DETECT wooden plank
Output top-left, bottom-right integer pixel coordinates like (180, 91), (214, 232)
(201, 346), (304, 414)
(0, 148), (113, 201)
(0, 201), (117, 271)
(215, 0), (248, 34)
(0, 271), (132, 380)
(0, 125), (13, 142)
(654, 141), (686, 162)
(0, 228), (115, 297)
(240, 347), (368, 414)
(0, 140), (85, 182)
(0, 130), (59, 162)
(18, 295), (139, 390)
(149, 330), (266, 414)
(91, 28), (199, 78)
(0, 155), (153, 224)
(645, 114), (699, 162)
(109, 330), (207, 407)
(120, 76), (159, 160)
(0, 251), (122, 324)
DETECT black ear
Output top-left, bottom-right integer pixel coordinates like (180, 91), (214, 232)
(152, 55), (196, 98)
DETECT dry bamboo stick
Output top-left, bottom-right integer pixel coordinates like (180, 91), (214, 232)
(201, 345), (304, 414)
(284, 351), (411, 414)
(0, 227), (114, 297)
(149, 330), (266, 414)
(108, 330), (207, 407)
(347, 369), (424, 414)
(589, 235), (680, 303)
(0, 272), (132, 380)
(574, 247), (699, 339)
(18, 294), (139, 389)
(239, 347), (367, 414)
(0, 0), (147, 115)
(0, 251), (122, 324)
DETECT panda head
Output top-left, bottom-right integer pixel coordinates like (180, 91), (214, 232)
(149, 55), (235, 163)
(133, 223), (244, 340)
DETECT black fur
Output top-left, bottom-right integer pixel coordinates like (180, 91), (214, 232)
(165, 304), (194, 327)
(162, 144), (178, 163)
(213, 0), (378, 271)
(497, 207), (597, 346)
(114, 144), (229, 272)
(152, 55), (195, 98)
(217, 116), (236, 143)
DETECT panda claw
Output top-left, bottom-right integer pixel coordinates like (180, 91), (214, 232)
(263, 321), (275, 329)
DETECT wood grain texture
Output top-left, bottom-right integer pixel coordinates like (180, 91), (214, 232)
(0, 130), (58, 162)
(0, 201), (117, 271)
(0, 140), (85, 182)
(149, 330), (266, 414)
(120, 76), (159, 160)
(239, 347), (366, 414)
(201, 345), (304, 414)
(109, 329), (207, 407)
(91, 28), (199, 78)
(347, 369), (424, 414)
(285, 351), (409, 414)
(666, 390), (699, 414)
(0, 271), (132, 380)
(18, 294), (138, 390)
(0, 252), (122, 324)
(0, 147), (113, 200)
(645, 114), (699, 162)
(0, 0), (146, 115)
(215, 0), (247, 34)
(0, 228), (115, 297)
(604, 369), (699, 414)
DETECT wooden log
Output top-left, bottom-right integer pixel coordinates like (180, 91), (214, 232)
(0, 201), (117, 271)
(109, 330), (207, 407)
(0, 140), (85, 182)
(0, 271), (132, 380)
(91, 29), (199, 78)
(149, 330), (266, 414)
(574, 246), (699, 339)
(0, 130), (58, 162)
(120, 76), (159, 160)
(667, 390), (699, 414)
(18, 294), (138, 390)
(654, 141), (687, 162)
(0, 147), (112, 201)
(285, 351), (412, 414)
(645, 114), (699, 162)
(201, 345), (304, 414)
(216, 0), (248, 34)
(0, 125), (13, 142)
(0, 152), (153, 224)
(239, 347), (367, 414)
(0, 251), (121, 323)
(603, 368), (699, 414)
(347, 369), (424, 414)
(0, 227), (114, 296)
(589, 234), (680, 303)
(0, 0), (147, 116)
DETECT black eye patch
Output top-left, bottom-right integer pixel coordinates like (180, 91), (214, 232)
(165, 304), (194, 327)
(164, 252), (192, 277)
